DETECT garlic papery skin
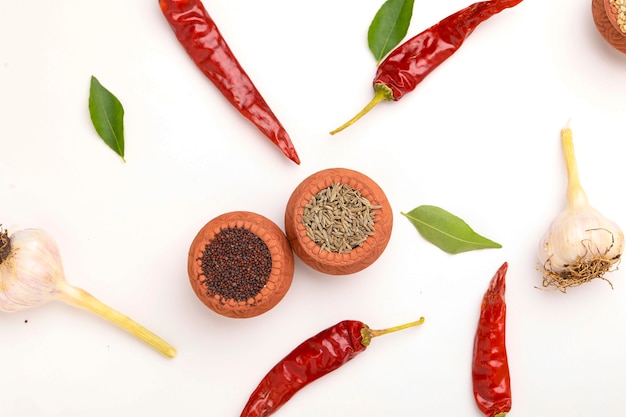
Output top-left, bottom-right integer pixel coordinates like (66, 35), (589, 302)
(538, 206), (624, 285)
(0, 226), (177, 358)
(0, 228), (64, 311)
(537, 127), (624, 291)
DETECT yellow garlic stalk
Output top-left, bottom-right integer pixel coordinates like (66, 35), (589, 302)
(0, 226), (176, 357)
(538, 126), (624, 291)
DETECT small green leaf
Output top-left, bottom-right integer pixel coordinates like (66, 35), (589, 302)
(368, 0), (415, 64)
(88, 75), (125, 161)
(401, 205), (502, 254)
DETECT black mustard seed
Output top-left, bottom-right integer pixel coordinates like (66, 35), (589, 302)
(200, 227), (272, 302)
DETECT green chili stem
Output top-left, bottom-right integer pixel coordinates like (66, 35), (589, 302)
(361, 317), (425, 346)
(330, 84), (395, 135)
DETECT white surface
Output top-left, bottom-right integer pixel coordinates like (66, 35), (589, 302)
(1, 0), (626, 416)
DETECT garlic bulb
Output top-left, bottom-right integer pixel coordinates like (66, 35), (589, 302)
(0, 226), (176, 357)
(538, 126), (624, 291)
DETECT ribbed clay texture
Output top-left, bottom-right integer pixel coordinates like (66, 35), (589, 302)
(593, 0), (626, 53)
(188, 211), (294, 318)
(284, 168), (393, 275)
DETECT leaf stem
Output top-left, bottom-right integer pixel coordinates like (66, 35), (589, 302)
(57, 283), (176, 358)
(561, 126), (589, 208)
(330, 84), (395, 135)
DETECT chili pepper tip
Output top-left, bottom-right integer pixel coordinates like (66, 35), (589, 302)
(329, 84), (394, 135)
(287, 151), (300, 165)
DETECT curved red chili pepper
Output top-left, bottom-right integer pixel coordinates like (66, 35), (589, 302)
(159, 0), (300, 164)
(330, 0), (524, 134)
(240, 318), (424, 417)
(472, 262), (512, 417)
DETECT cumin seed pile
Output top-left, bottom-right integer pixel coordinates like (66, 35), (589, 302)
(303, 183), (381, 253)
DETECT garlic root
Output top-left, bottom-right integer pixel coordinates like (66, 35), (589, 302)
(537, 126), (624, 291)
(56, 282), (177, 358)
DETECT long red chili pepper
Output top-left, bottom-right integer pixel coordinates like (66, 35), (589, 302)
(159, 0), (300, 164)
(330, 0), (524, 134)
(472, 262), (511, 417)
(240, 317), (425, 417)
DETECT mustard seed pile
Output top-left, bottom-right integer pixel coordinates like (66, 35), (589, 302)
(200, 227), (272, 302)
(303, 183), (381, 253)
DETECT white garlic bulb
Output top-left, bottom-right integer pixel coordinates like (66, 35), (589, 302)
(538, 127), (624, 291)
(0, 226), (176, 357)
(0, 228), (65, 311)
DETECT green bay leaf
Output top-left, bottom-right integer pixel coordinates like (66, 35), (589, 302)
(88, 76), (125, 161)
(401, 205), (502, 254)
(368, 0), (415, 64)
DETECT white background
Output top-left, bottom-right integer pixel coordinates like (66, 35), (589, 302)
(1, 0), (626, 416)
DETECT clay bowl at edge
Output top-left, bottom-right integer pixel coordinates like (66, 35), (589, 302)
(188, 211), (294, 318)
(284, 168), (393, 275)
(593, 0), (626, 53)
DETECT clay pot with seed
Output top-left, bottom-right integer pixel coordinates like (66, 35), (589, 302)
(284, 167), (393, 275)
(188, 211), (294, 318)
(593, 0), (626, 53)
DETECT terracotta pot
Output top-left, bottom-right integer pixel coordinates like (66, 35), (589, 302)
(593, 0), (626, 54)
(188, 211), (294, 318)
(284, 168), (393, 275)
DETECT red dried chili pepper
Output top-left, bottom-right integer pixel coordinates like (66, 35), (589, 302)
(472, 262), (511, 417)
(240, 317), (424, 417)
(330, 0), (524, 134)
(159, 0), (300, 164)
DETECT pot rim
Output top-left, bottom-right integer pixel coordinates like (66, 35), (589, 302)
(285, 167), (393, 275)
(593, 0), (626, 54)
(188, 211), (294, 318)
